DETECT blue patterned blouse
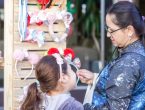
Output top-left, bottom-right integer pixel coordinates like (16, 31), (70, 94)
(87, 40), (145, 110)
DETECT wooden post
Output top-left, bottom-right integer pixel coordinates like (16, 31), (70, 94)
(4, 0), (14, 109)
(4, 0), (67, 109)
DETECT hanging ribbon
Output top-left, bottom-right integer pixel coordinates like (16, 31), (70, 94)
(18, 0), (28, 41)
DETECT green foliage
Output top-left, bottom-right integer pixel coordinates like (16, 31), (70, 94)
(67, 0), (101, 47)
(76, 0), (100, 39)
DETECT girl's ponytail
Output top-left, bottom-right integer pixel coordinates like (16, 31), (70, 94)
(21, 82), (41, 110)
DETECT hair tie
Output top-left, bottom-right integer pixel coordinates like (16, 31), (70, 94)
(13, 49), (40, 80)
(36, 80), (40, 87)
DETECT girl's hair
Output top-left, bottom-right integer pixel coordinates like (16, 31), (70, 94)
(107, 1), (145, 37)
(21, 55), (67, 110)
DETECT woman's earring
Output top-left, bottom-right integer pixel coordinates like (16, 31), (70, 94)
(128, 33), (134, 40)
(128, 35), (132, 40)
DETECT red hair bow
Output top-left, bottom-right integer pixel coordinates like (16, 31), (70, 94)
(47, 48), (75, 59)
(47, 48), (60, 55)
(64, 48), (75, 59)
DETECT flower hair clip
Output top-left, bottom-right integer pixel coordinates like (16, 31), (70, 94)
(13, 49), (40, 80)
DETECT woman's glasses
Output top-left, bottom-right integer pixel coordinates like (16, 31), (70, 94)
(105, 26), (126, 33)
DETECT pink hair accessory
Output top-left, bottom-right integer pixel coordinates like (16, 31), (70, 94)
(13, 49), (25, 61)
(19, 6), (73, 44)
(25, 29), (45, 47)
(28, 53), (40, 65)
(13, 49), (40, 80)
(48, 11), (73, 43)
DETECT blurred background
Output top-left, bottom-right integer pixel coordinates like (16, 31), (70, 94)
(0, 0), (145, 109)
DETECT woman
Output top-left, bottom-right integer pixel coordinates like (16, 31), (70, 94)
(77, 1), (145, 110)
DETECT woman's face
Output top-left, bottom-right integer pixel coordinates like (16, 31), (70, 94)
(106, 14), (129, 47)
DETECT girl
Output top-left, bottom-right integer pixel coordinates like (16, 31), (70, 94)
(20, 49), (84, 110)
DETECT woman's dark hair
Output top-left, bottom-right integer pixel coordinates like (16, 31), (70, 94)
(107, 1), (145, 37)
(21, 55), (67, 110)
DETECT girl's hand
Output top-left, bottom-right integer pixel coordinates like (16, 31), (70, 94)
(77, 69), (94, 85)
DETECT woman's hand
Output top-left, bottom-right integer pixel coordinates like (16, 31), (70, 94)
(77, 69), (94, 85)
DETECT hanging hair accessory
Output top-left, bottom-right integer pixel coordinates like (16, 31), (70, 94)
(13, 49), (40, 80)
(25, 29), (45, 47)
(27, 9), (73, 43)
(18, 0), (28, 41)
(46, 11), (73, 43)
(61, 11), (73, 28)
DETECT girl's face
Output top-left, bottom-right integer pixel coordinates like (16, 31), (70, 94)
(66, 64), (77, 90)
(106, 14), (130, 47)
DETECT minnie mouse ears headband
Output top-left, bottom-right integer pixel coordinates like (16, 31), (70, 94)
(47, 48), (81, 82)
(13, 49), (40, 80)
(48, 48), (81, 69)
(13, 48), (80, 80)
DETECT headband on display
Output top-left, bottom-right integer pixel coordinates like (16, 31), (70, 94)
(13, 49), (40, 80)
(19, 0), (73, 47)
(18, 0), (28, 41)
(28, 10), (73, 43)
(49, 12), (73, 43)
(19, 0), (73, 46)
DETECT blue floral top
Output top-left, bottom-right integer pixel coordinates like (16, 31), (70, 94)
(87, 40), (145, 110)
